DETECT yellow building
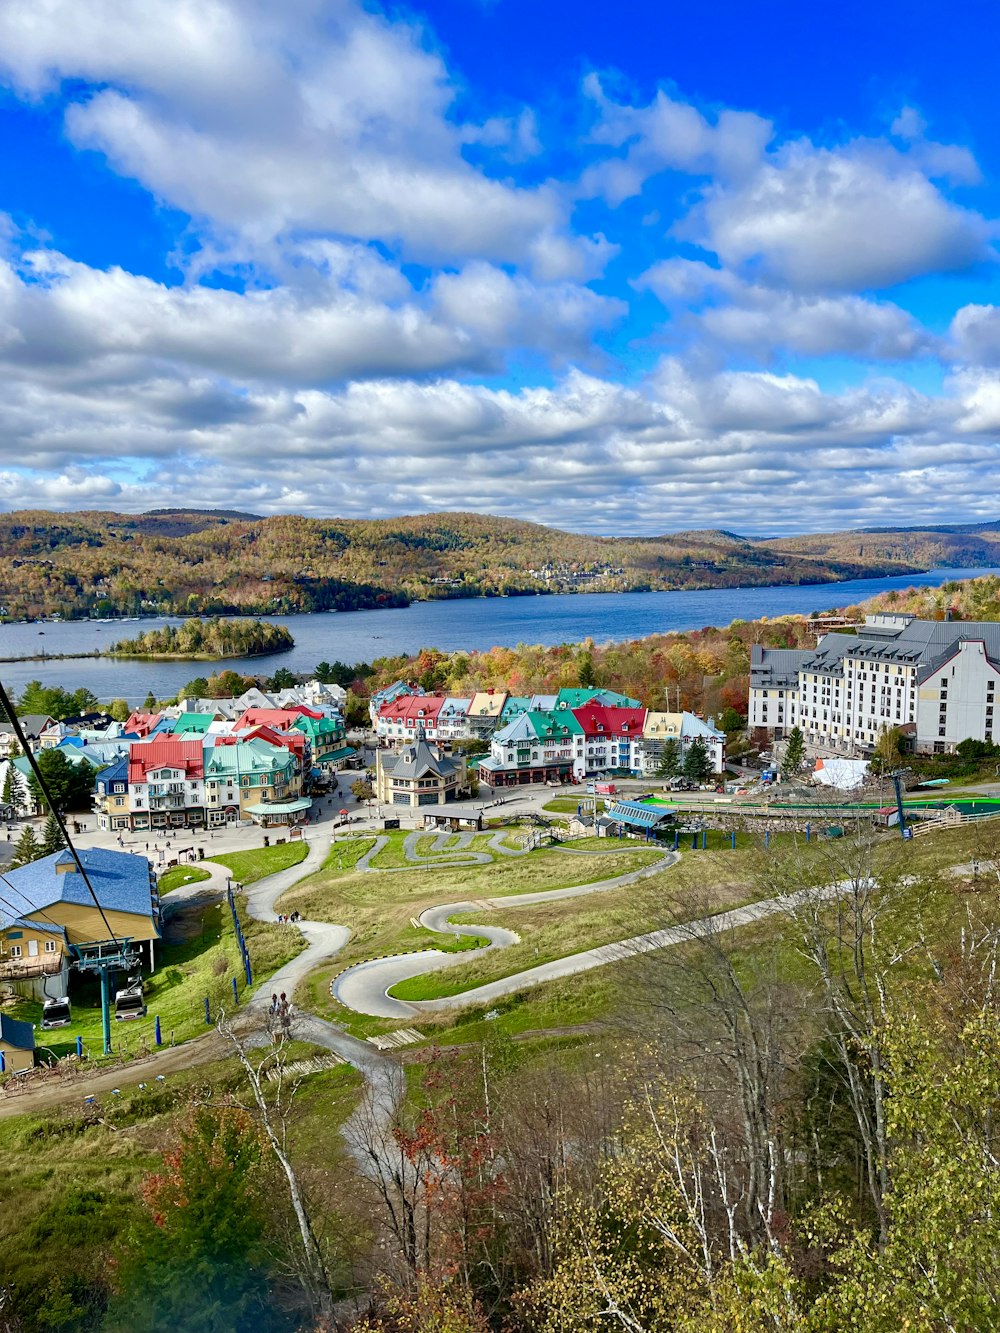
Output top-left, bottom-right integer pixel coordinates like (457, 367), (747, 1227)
(0, 848), (161, 999)
(0, 1014), (34, 1075)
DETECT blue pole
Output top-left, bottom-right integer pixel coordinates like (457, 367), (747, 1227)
(204, 995), (211, 1025)
(765, 829), (770, 849)
(806, 822), (811, 843)
(155, 1015), (162, 1046)
(1, 1050), (5, 1073)
(731, 830), (736, 849)
(673, 829), (679, 850)
(76, 1034), (82, 1058)
(702, 829), (707, 849)
(100, 967), (112, 1056)
(232, 976), (239, 1005)
(692, 832), (698, 850)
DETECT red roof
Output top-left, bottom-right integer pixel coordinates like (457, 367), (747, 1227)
(232, 708), (315, 732)
(226, 725), (308, 758)
(124, 710), (161, 737)
(571, 704), (647, 738)
(128, 739), (204, 784)
(377, 693), (447, 725)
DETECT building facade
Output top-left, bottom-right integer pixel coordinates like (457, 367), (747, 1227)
(749, 615), (1000, 755)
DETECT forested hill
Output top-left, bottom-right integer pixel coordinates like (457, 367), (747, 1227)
(0, 507), (985, 621)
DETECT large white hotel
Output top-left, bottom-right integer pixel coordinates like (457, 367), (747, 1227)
(749, 614), (1000, 755)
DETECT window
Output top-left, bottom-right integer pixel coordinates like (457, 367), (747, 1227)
(44, 940), (56, 953)
(939, 726), (947, 736)
(8, 944), (21, 958)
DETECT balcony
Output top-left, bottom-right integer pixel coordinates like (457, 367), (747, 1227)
(0, 952), (63, 980)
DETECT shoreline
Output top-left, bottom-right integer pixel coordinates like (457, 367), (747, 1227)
(0, 561), (951, 628)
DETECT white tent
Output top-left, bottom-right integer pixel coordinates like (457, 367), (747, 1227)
(813, 757), (870, 790)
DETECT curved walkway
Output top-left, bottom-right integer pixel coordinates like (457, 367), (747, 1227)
(332, 846), (679, 1019)
(354, 829), (533, 872)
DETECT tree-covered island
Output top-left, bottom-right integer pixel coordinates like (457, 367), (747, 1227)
(109, 617), (293, 659)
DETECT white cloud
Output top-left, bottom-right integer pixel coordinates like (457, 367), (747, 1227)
(686, 138), (993, 291)
(641, 259), (932, 359)
(0, 0), (590, 271)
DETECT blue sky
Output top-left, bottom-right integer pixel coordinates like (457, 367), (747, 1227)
(1, 0), (1000, 534)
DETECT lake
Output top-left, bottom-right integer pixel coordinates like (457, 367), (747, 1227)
(1, 566), (995, 703)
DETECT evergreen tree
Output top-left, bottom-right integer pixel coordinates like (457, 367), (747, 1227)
(577, 651), (597, 688)
(781, 726), (805, 778)
(2, 763), (23, 814)
(41, 811), (65, 856)
(143, 691), (158, 710)
(655, 738), (682, 779)
(682, 737), (714, 783)
(10, 824), (41, 868)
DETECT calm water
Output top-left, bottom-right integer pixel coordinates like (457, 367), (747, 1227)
(1, 567), (994, 703)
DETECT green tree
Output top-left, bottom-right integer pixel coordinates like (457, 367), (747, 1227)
(10, 824), (41, 868)
(104, 1105), (288, 1333)
(577, 651), (597, 688)
(781, 726), (805, 778)
(27, 749), (97, 813)
(682, 737), (713, 783)
(179, 678), (209, 700)
(870, 724), (905, 776)
(108, 698), (131, 723)
(351, 778), (374, 803)
(655, 738), (682, 779)
(143, 691), (158, 710)
(40, 810), (66, 856)
(2, 763), (24, 814)
(267, 667), (296, 690)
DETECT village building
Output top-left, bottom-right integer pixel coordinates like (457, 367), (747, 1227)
(466, 691), (508, 738)
(749, 614), (1000, 755)
(0, 848), (161, 998)
(478, 710), (585, 787)
(0, 1014), (35, 1074)
(638, 712), (726, 775)
(375, 730), (459, 807)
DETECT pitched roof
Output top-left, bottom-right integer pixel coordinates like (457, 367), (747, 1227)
(526, 709), (584, 740)
(17, 714), (56, 738)
(0, 848), (156, 929)
(204, 738), (295, 778)
(377, 693), (447, 724)
(571, 704), (647, 737)
(128, 739), (204, 785)
(0, 1013), (35, 1052)
(468, 691), (507, 717)
(170, 712), (218, 734)
(380, 737), (457, 780)
(556, 688), (642, 711)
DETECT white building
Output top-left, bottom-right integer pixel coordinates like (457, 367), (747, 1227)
(749, 615), (1000, 755)
(638, 712), (726, 775)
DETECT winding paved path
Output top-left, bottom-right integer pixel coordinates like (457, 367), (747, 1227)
(332, 844), (679, 1018)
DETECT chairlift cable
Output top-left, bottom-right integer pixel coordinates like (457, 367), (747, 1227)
(0, 680), (121, 948)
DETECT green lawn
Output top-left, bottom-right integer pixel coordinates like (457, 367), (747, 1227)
(157, 864), (211, 894)
(209, 840), (308, 884)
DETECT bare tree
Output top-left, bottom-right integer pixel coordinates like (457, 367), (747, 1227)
(217, 1013), (335, 1322)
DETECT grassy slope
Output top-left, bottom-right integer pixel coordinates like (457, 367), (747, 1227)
(0, 1048), (363, 1331)
(209, 840), (308, 884)
(157, 864), (211, 894)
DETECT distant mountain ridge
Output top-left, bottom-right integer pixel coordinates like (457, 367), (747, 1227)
(0, 508), (992, 622)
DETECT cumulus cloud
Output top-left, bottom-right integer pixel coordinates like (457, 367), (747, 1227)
(687, 138), (993, 290)
(0, 0), (591, 271)
(641, 259), (933, 360)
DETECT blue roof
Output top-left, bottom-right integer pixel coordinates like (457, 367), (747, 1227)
(607, 800), (676, 828)
(0, 1013), (35, 1051)
(0, 848), (156, 930)
(95, 758), (128, 790)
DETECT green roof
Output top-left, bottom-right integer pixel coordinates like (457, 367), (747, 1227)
(290, 714), (344, 739)
(554, 688), (641, 710)
(326, 746), (356, 761)
(526, 709), (584, 740)
(171, 712), (216, 734)
(204, 739), (295, 778)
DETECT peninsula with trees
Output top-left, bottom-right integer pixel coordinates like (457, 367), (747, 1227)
(109, 617), (293, 660)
